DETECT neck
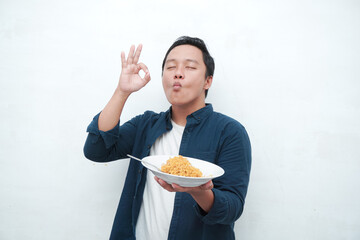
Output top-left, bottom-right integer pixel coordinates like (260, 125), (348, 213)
(171, 102), (206, 126)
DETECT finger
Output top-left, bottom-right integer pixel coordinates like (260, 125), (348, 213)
(133, 44), (143, 64)
(143, 72), (151, 82)
(127, 45), (135, 64)
(200, 180), (214, 190)
(156, 178), (175, 192)
(121, 51), (126, 68)
(171, 183), (186, 192)
(137, 62), (149, 73)
(137, 63), (151, 82)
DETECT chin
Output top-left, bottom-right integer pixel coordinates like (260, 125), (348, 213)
(169, 99), (185, 106)
(168, 97), (189, 106)
(166, 93), (184, 104)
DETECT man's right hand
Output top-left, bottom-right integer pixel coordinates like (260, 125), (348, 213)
(98, 44), (150, 131)
(117, 44), (151, 94)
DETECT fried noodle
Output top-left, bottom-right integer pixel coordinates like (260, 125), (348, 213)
(161, 155), (203, 177)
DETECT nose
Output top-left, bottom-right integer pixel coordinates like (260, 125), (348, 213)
(174, 68), (184, 79)
(175, 74), (183, 79)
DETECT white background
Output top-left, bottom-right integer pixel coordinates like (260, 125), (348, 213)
(1, 0), (359, 239)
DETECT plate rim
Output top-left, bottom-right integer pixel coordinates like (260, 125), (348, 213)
(141, 155), (225, 179)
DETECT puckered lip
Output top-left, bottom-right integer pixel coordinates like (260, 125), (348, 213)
(173, 82), (182, 87)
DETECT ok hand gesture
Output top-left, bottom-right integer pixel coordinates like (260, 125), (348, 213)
(117, 44), (151, 94)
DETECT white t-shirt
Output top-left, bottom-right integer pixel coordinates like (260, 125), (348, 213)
(135, 120), (185, 240)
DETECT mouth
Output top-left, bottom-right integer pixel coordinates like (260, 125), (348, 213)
(173, 82), (182, 90)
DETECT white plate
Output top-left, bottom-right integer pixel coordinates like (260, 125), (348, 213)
(141, 155), (225, 187)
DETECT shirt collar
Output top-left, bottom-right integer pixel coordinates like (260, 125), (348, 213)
(187, 103), (213, 123)
(165, 103), (213, 127)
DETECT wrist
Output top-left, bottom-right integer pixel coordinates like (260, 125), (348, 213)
(190, 190), (214, 213)
(190, 189), (212, 198)
(114, 87), (131, 99)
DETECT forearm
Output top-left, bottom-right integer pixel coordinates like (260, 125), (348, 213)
(190, 190), (214, 213)
(99, 88), (130, 131)
(84, 110), (138, 162)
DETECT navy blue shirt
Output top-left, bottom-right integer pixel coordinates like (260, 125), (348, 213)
(84, 104), (251, 240)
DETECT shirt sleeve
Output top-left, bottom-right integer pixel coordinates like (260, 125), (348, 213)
(193, 121), (252, 225)
(83, 112), (139, 162)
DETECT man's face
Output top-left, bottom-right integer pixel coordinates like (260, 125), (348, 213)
(162, 44), (212, 108)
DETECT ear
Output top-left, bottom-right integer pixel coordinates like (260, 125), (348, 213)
(204, 76), (213, 90)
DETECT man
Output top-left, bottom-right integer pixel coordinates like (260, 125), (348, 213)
(84, 36), (251, 240)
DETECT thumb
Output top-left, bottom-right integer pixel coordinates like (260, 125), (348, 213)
(143, 71), (151, 82)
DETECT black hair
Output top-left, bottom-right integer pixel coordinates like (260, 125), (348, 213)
(161, 36), (215, 98)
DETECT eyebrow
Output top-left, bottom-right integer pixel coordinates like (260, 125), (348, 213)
(166, 59), (200, 64)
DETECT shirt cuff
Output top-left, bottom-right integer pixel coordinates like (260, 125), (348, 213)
(86, 112), (120, 149)
(193, 188), (229, 225)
